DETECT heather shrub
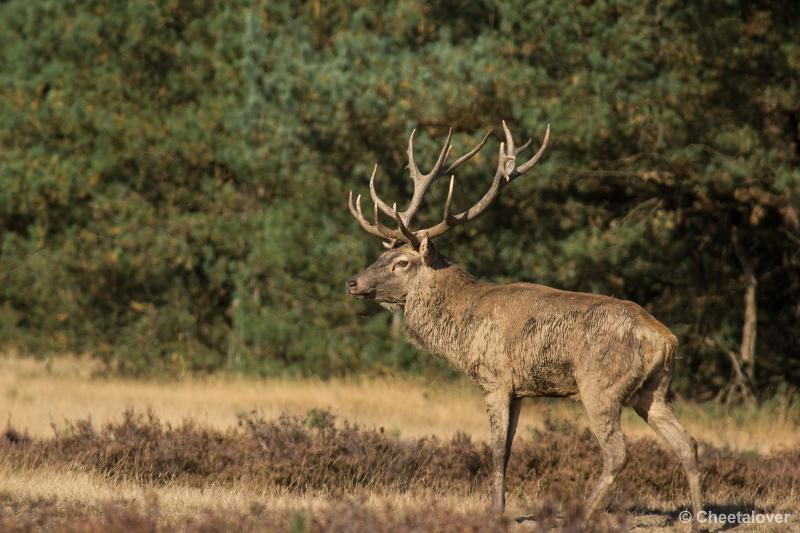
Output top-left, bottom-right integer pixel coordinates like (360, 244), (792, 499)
(2, 410), (798, 514)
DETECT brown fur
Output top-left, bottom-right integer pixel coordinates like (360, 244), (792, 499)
(347, 242), (704, 524)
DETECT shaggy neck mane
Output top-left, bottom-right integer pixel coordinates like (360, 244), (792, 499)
(402, 258), (479, 372)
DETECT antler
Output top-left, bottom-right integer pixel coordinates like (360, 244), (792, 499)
(348, 121), (550, 247)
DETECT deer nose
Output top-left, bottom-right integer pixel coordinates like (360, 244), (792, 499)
(346, 277), (359, 294)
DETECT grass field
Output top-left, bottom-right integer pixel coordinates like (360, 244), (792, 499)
(2, 355), (799, 531)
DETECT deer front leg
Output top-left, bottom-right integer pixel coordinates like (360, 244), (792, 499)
(485, 390), (514, 513)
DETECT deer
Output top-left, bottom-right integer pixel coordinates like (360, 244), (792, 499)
(344, 122), (704, 526)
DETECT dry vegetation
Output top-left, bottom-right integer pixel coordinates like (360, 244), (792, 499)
(3, 356), (798, 453)
(2, 355), (799, 531)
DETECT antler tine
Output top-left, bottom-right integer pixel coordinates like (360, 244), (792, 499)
(443, 130), (492, 175)
(392, 203), (420, 247)
(427, 128), (453, 180)
(406, 129), (420, 180)
(349, 191), (390, 241)
(368, 164), (394, 218)
(442, 175), (455, 222)
(515, 138), (533, 155)
(517, 124), (550, 174)
(501, 120), (515, 158)
(373, 198), (394, 238)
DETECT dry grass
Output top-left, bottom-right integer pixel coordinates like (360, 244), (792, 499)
(2, 355), (798, 454)
(0, 464), (489, 520)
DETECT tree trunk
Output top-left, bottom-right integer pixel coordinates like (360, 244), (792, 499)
(732, 227), (757, 383)
(739, 270), (757, 383)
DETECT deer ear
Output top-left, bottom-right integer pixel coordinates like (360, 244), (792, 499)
(419, 235), (437, 265)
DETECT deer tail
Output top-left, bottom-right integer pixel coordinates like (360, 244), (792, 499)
(663, 335), (677, 372)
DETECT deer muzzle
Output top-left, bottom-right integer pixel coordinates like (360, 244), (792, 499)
(345, 275), (375, 299)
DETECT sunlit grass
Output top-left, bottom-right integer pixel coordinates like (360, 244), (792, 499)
(2, 354), (797, 454)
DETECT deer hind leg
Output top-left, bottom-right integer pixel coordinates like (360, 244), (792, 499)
(633, 373), (703, 521)
(505, 397), (523, 473)
(581, 394), (628, 519)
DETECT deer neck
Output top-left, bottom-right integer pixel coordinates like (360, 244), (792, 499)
(402, 261), (479, 369)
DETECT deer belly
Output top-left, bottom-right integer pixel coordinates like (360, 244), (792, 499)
(516, 362), (579, 397)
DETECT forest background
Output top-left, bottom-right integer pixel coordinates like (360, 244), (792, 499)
(1, 0), (798, 401)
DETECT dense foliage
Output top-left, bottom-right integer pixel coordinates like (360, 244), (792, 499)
(1, 1), (798, 397)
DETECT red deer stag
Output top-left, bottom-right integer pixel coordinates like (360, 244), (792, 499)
(345, 122), (703, 525)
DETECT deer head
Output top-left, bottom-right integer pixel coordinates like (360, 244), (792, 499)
(346, 121), (549, 307)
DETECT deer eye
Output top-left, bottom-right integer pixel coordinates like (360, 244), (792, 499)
(394, 260), (409, 270)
